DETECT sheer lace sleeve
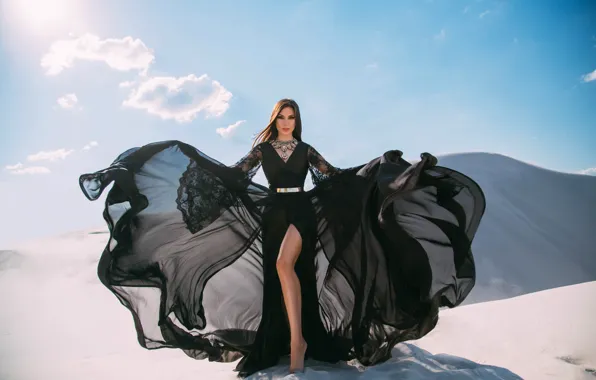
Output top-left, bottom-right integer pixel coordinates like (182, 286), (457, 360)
(307, 145), (341, 186)
(232, 143), (263, 180)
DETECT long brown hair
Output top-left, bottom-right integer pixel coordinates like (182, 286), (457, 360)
(252, 98), (303, 147)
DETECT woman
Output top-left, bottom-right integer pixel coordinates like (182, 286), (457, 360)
(79, 98), (485, 377)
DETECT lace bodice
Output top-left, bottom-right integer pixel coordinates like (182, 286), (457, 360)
(233, 141), (340, 188)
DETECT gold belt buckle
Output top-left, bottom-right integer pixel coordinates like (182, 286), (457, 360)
(276, 187), (302, 193)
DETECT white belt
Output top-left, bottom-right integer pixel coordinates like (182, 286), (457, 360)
(275, 187), (303, 193)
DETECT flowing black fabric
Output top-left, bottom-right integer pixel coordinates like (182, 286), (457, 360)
(79, 139), (485, 377)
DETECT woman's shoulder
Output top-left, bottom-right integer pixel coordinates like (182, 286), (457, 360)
(301, 141), (319, 155)
(299, 140), (313, 149)
(253, 141), (270, 150)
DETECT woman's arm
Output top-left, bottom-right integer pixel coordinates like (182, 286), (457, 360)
(307, 145), (341, 185)
(232, 143), (263, 180)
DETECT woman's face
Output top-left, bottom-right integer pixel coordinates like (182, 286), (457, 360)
(275, 106), (296, 139)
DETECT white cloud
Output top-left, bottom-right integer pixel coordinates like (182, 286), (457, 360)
(5, 163), (51, 175)
(123, 74), (232, 122)
(9, 166), (51, 175)
(119, 81), (136, 88)
(434, 29), (446, 41)
(82, 141), (99, 151)
(27, 148), (74, 162)
(581, 69), (596, 83)
(479, 10), (491, 18)
(57, 93), (78, 109)
(5, 163), (24, 170)
(366, 62), (379, 70)
(579, 167), (596, 175)
(41, 34), (155, 76)
(216, 120), (246, 138)
(3, 147), (75, 176)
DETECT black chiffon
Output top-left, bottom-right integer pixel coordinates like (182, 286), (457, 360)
(78, 139), (485, 377)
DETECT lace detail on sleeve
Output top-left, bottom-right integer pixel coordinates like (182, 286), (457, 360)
(307, 145), (341, 186)
(232, 143), (263, 180)
(176, 161), (238, 234)
(175, 144), (263, 234)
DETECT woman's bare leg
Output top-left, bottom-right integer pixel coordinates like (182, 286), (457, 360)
(276, 224), (308, 372)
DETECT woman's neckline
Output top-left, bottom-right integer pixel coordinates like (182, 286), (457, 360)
(272, 137), (297, 142)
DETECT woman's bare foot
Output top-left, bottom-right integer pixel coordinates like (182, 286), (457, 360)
(289, 338), (307, 373)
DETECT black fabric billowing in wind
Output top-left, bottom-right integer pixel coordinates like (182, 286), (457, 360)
(79, 139), (485, 377)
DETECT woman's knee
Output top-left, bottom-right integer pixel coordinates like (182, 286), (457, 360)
(276, 225), (302, 273)
(276, 255), (294, 273)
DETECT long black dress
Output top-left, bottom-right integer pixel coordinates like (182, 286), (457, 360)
(78, 139), (485, 377)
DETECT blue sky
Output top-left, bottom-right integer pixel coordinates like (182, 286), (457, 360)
(1, 0), (595, 247)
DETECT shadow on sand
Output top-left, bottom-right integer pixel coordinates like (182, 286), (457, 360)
(246, 342), (522, 379)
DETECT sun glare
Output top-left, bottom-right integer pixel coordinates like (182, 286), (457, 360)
(4, 0), (81, 34)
